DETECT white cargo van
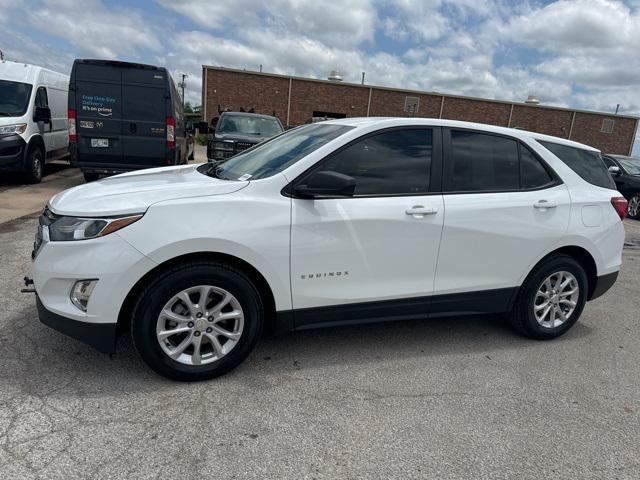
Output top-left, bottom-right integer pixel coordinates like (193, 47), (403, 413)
(0, 61), (69, 182)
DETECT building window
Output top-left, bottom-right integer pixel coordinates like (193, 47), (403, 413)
(601, 118), (615, 134)
(404, 96), (420, 114)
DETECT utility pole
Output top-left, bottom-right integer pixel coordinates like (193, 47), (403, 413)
(179, 73), (188, 110)
(361, 72), (365, 85)
(0, 50), (4, 61)
(615, 104), (620, 115)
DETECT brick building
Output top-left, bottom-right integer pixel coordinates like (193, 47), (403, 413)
(202, 65), (638, 155)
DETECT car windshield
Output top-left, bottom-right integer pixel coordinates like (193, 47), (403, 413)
(618, 157), (640, 175)
(0, 80), (33, 117)
(209, 123), (354, 181)
(217, 114), (283, 137)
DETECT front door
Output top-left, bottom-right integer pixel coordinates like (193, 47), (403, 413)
(290, 127), (444, 327)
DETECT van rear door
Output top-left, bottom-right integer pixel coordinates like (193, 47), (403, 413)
(73, 62), (124, 166)
(121, 68), (167, 167)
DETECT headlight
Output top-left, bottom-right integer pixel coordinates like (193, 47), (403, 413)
(48, 214), (143, 241)
(0, 124), (28, 135)
(213, 140), (234, 151)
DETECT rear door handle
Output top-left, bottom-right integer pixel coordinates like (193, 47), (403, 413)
(534, 200), (558, 209)
(405, 205), (438, 217)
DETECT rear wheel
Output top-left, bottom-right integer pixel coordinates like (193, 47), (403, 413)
(510, 255), (587, 339)
(83, 172), (100, 182)
(131, 261), (264, 381)
(25, 146), (43, 183)
(628, 194), (640, 219)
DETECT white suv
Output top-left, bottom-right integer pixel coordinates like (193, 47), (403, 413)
(31, 118), (627, 381)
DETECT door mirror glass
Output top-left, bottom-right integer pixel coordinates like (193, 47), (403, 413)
(608, 165), (621, 176)
(34, 106), (51, 123)
(294, 171), (356, 198)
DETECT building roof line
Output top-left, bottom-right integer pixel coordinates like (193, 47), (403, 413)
(202, 64), (639, 121)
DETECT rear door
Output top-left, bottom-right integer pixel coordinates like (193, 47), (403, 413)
(74, 63), (123, 166)
(121, 68), (167, 167)
(435, 128), (571, 308)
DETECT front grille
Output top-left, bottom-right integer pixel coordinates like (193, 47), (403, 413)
(235, 141), (254, 151)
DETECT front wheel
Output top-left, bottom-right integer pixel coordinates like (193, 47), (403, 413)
(83, 172), (100, 182)
(628, 194), (640, 219)
(509, 255), (587, 340)
(131, 262), (264, 381)
(25, 146), (44, 183)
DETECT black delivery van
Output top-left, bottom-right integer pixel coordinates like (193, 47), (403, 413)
(68, 59), (189, 182)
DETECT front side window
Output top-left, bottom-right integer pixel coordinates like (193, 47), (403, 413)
(446, 130), (519, 192)
(617, 157), (640, 176)
(316, 129), (432, 196)
(212, 123), (353, 180)
(35, 87), (48, 108)
(0, 80), (33, 117)
(539, 141), (615, 189)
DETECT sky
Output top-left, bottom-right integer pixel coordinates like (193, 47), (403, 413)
(1, 0), (639, 152)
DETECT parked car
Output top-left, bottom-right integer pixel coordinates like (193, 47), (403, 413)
(207, 111), (283, 161)
(31, 118), (626, 381)
(68, 59), (189, 182)
(0, 61), (69, 183)
(602, 154), (640, 219)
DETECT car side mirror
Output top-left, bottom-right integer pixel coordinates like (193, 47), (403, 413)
(608, 165), (621, 176)
(294, 171), (356, 198)
(34, 106), (51, 123)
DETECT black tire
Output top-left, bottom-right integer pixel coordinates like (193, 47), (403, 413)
(627, 193), (640, 219)
(509, 254), (588, 340)
(83, 172), (100, 182)
(25, 145), (44, 183)
(131, 261), (264, 381)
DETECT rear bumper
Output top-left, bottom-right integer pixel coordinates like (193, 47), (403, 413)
(37, 296), (117, 354)
(588, 271), (619, 301)
(0, 134), (26, 171)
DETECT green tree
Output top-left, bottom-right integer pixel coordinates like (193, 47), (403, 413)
(184, 102), (193, 113)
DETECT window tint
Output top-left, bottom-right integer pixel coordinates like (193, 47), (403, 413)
(539, 141), (615, 190)
(35, 87), (48, 108)
(446, 130), (519, 191)
(520, 145), (553, 189)
(319, 129), (432, 196)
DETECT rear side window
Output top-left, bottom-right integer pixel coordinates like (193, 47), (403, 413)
(445, 130), (519, 191)
(539, 141), (615, 189)
(319, 129), (432, 196)
(520, 145), (553, 189)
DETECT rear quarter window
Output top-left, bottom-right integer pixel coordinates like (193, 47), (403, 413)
(538, 141), (615, 190)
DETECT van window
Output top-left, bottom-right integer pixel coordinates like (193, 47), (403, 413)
(539, 141), (615, 189)
(446, 130), (519, 191)
(319, 129), (432, 196)
(35, 87), (48, 108)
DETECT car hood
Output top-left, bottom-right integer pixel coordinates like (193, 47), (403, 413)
(49, 164), (249, 217)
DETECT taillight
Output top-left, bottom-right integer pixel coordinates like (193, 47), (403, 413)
(611, 197), (628, 221)
(166, 116), (175, 148)
(68, 109), (77, 143)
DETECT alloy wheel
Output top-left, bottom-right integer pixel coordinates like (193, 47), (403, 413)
(628, 195), (640, 218)
(156, 285), (244, 366)
(533, 271), (579, 329)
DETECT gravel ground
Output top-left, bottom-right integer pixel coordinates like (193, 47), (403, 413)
(0, 215), (639, 479)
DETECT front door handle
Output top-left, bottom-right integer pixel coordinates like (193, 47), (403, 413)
(406, 205), (438, 217)
(534, 200), (558, 209)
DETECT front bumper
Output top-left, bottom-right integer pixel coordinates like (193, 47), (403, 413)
(37, 295), (117, 354)
(0, 134), (26, 171)
(32, 224), (157, 352)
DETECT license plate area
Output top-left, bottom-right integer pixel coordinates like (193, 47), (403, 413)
(91, 138), (109, 148)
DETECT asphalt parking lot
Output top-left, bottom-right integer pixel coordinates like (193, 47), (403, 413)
(1, 203), (639, 479)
